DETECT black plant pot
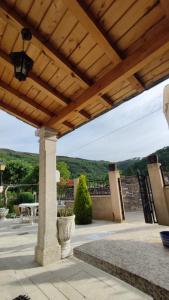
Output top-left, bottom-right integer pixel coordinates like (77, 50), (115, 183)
(160, 231), (169, 248)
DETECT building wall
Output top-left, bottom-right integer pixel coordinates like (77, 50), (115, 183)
(121, 176), (142, 211)
(92, 195), (113, 221)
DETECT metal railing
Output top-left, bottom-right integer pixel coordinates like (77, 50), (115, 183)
(87, 179), (110, 195)
(57, 186), (74, 201)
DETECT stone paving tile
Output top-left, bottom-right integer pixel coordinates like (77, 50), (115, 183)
(0, 215), (153, 300)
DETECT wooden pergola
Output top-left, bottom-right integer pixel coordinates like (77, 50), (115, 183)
(0, 0), (169, 136)
(1, 0), (169, 266)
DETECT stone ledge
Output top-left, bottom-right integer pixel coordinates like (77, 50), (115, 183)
(74, 242), (169, 300)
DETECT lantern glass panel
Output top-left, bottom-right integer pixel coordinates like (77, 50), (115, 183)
(10, 51), (33, 81)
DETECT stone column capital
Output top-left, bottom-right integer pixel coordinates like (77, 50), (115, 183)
(35, 127), (58, 140)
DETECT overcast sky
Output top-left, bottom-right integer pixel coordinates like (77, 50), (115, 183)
(0, 79), (169, 162)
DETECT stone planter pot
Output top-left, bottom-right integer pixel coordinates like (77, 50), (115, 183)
(0, 208), (9, 221)
(57, 215), (75, 259)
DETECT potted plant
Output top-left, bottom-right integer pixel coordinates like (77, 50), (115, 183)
(57, 207), (75, 259)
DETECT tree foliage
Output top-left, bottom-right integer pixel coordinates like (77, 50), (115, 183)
(3, 160), (32, 184)
(23, 165), (39, 184)
(74, 175), (92, 225)
(57, 161), (70, 180)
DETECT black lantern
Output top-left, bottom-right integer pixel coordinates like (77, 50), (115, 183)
(10, 28), (33, 81)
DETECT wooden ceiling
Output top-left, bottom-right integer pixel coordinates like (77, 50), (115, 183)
(0, 0), (169, 137)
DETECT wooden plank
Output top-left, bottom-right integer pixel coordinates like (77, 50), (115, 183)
(0, 99), (41, 127)
(63, 0), (143, 91)
(0, 48), (93, 122)
(0, 48), (70, 106)
(47, 21), (169, 127)
(117, 4), (163, 50)
(0, 2), (91, 87)
(108, 0), (158, 41)
(0, 80), (53, 117)
(160, 0), (169, 20)
(0, 2), (117, 108)
(39, 0), (66, 38)
(27, 0), (52, 29)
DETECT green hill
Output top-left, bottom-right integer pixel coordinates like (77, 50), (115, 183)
(0, 147), (169, 179)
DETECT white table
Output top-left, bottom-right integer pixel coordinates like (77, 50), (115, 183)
(19, 203), (39, 224)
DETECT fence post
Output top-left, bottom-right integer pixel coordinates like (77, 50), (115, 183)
(108, 163), (124, 223)
(147, 154), (169, 226)
(73, 178), (79, 200)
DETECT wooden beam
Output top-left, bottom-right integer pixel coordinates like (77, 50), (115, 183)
(62, 0), (144, 91)
(79, 109), (91, 119)
(0, 49), (92, 123)
(160, 0), (169, 19)
(0, 49), (69, 106)
(0, 100), (41, 127)
(47, 21), (169, 127)
(0, 2), (90, 87)
(63, 121), (74, 129)
(0, 2), (116, 109)
(0, 80), (54, 117)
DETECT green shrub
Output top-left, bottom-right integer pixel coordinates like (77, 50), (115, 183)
(16, 192), (34, 205)
(74, 175), (92, 225)
(7, 199), (16, 213)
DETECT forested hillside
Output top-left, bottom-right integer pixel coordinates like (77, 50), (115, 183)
(0, 147), (169, 179)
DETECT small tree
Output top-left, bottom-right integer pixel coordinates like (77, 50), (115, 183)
(74, 175), (92, 225)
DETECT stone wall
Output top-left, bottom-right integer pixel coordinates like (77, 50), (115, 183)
(121, 176), (142, 211)
(92, 195), (113, 221)
(65, 175), (143, 213)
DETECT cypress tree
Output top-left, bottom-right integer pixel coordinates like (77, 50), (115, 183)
(74, 175), (92, 224)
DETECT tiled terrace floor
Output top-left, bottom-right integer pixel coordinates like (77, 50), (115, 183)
(0, 212), (154, 300)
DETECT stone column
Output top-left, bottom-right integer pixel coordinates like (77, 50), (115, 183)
(147, 154), (169, 226)
(108, 163), (125, 223)
(73, 178), (79, 200)
(35, 127), (61, 265)
(163, 85), (169, 125)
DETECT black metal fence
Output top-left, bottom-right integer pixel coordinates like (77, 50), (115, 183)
(87, 179), (110, 195)
(57, 186), (74, 202)
(57, 179), (111, 203)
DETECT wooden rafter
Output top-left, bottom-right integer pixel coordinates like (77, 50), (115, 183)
(0, 49), (69, 106)
(0, 2), (115, 109)
(62, 0), (144, 92)
(160, 0), (169, 19)
(0, 49), (91, 123)
(0, 100), (41, 127)
(63, 121), (74, 129)
(47, 20), (169, 127)
(0, 80), (53, 117)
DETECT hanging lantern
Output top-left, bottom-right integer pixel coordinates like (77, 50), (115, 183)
(10, 28), (33, 81)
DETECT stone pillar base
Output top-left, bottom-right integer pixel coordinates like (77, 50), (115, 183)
(35, 244), (61, 266)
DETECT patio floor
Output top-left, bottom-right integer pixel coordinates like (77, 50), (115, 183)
(0, 212), (153, 300)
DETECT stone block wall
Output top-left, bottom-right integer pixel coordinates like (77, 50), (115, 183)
(64, 175), (143, 213)
(121, 176), (142, 211)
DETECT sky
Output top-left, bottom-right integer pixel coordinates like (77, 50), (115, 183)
(0, 79), (169, 162)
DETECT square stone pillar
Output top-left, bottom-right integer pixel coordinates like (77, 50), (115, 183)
(147, 155), (169, 226)
(73, 178), (79, 200)
(35, 127), (61, 265)
(108, 163), (125, 223)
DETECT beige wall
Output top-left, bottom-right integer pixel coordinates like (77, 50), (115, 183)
(92, 195), (113, 221)
(148, 163), (169, 226)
